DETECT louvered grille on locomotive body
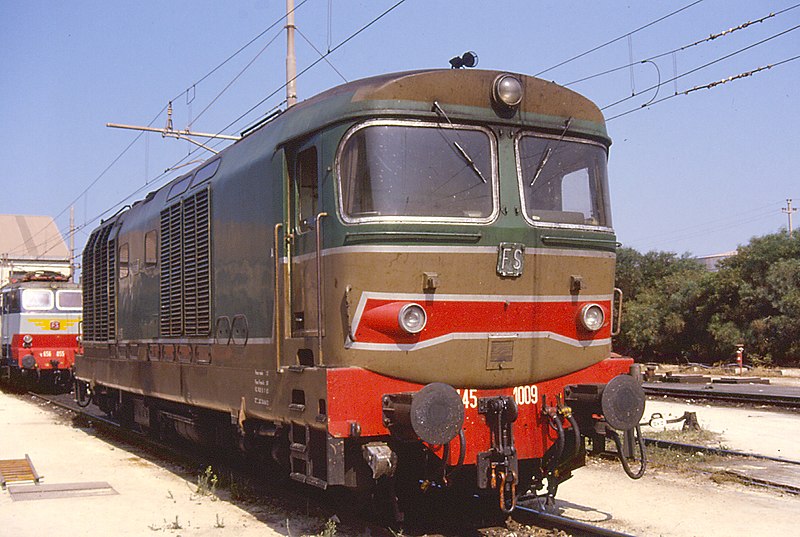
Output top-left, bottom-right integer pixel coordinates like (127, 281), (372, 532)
(160, 188), (211, 337)
(82, 224), (116, 342)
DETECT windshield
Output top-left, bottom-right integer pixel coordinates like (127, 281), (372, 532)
(517, 135), (611, 227)
(22, 289), (54, 311)
(56, 290), (82, 310)
(339, 121), (496, 222)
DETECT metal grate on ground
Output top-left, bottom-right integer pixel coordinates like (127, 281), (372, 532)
(0, 455), (41, 488)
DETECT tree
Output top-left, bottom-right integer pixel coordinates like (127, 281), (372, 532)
(615, 232), (800, 366)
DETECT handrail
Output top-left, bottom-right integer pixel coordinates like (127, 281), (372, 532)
(273, 223), (283, 370)
(612, 287), (623, 336)
(315, 212), (328, 365)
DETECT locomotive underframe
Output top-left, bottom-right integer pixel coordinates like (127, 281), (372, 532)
(78, 347), (633, 496)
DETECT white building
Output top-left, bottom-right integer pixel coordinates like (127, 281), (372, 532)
(0, 214), (71, 287)
(696, 250), (737, 272)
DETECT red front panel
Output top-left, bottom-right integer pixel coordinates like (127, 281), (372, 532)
(354, 296), (612, 346)
(327, 357), (632, 465)
(10, 334), (80, 369)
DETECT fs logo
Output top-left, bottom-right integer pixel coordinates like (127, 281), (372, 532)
(497, 243), (525, 277)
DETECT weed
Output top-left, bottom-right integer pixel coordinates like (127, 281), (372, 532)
(214, 514), (225, 528)
(648, 426), (724, 447)
(166, 516), (183, 530)
(196, 465), (219, 498)
(319, 516), (338, 537)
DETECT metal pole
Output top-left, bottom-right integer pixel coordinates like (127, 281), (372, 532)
(783, 199), (797, 236)
(69, 206), (75, 282)
(286, 0), (298, 107)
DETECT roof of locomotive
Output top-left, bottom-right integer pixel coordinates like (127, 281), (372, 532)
(102, 69), (610, 230)
(262, 69), (610, 144)
(1, 278), (80, 292)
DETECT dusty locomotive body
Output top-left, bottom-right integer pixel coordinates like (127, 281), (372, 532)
(76, 69), (645, 511)
(1, 272), (82, 389)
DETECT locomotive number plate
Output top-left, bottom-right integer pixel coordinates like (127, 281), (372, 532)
(497, 242), (525, 277)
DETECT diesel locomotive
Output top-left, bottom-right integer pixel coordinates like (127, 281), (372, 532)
(76, 69), (646, 513)
(1, 271), (82, 390)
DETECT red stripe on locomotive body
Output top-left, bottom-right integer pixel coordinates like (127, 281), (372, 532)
(353, 296), (612, 346)
(9, 334), (81, 369)
(326, 357), (632, 465)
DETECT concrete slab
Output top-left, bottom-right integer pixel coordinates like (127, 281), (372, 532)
(0, 391), (284, 536)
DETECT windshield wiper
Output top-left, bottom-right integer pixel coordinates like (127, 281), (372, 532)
(432, 101), (486, 184)
(453, 141), (486, 183)
(529, 117), (573, 187)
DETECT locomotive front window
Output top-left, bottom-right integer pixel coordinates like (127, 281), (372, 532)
(56, 290), (82, 310)
(338, 121), (497, 222)
(21, 289), (54, 311)
(517, 135), (611, 228)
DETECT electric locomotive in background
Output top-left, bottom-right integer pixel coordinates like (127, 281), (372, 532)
(76, 69), (646, 513)
(1, 271), (82, 389)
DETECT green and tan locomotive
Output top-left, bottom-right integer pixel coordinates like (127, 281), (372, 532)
(76, 69), (645, 513)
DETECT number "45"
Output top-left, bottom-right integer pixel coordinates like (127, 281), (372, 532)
(457, 389), (478, 409)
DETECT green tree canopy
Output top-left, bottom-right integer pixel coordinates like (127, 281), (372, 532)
(614, 232), (800, 366)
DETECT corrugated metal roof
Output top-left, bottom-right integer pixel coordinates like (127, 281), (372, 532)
(0, 214), (69, 260)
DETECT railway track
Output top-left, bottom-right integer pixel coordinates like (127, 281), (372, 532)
(642, 382), (800, 408)
(643, 437), (800, 495)
(513, 505), (638, 537)
(22, 390), (642, 537)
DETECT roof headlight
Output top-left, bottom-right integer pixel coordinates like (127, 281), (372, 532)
(580, 304), (605, 332)
(493, 74), (524, 108)
(398, 303), (427, 334)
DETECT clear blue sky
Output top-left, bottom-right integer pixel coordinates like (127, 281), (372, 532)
(1, 0), (798, 259)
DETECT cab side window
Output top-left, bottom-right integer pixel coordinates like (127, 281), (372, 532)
(119, 243), (130, 278)
(295, 146), (318, 232)
(145, 230), (158, 266)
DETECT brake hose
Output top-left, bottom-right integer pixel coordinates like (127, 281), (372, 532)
(75, 380), (93, 408)
(566, 412), (581, 460)
(443, 428), (466, 483)
(545, 413), (565, 474)
(608, 425), (647, 479)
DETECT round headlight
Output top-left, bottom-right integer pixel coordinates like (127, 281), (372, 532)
(76, 335), (82, 345)
(398, 303), (427, 334)
(580, 304), (605, 331)
(23, 334), (33, 344)
(493, 74), (523, 108)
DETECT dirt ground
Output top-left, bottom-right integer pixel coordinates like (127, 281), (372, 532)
(552, 396), (800, 537)
(0, 392), (325, 537)
(2, 390), (799, 537)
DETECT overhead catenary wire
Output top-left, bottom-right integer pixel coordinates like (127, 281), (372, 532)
(209, 0), (409, 142)
(7, 2), (315, 261)
(601, 22), (800, 113)
(606, 53), (800, 121)
(189, 28), (285, 128)
(621, 202), (783, 247)
(295, 26), (348, 83)
(534, 0), (706, 77)
(32, 1), (409, 261)
(625, 208), (783, 252)
(564, 2), (800, 87)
